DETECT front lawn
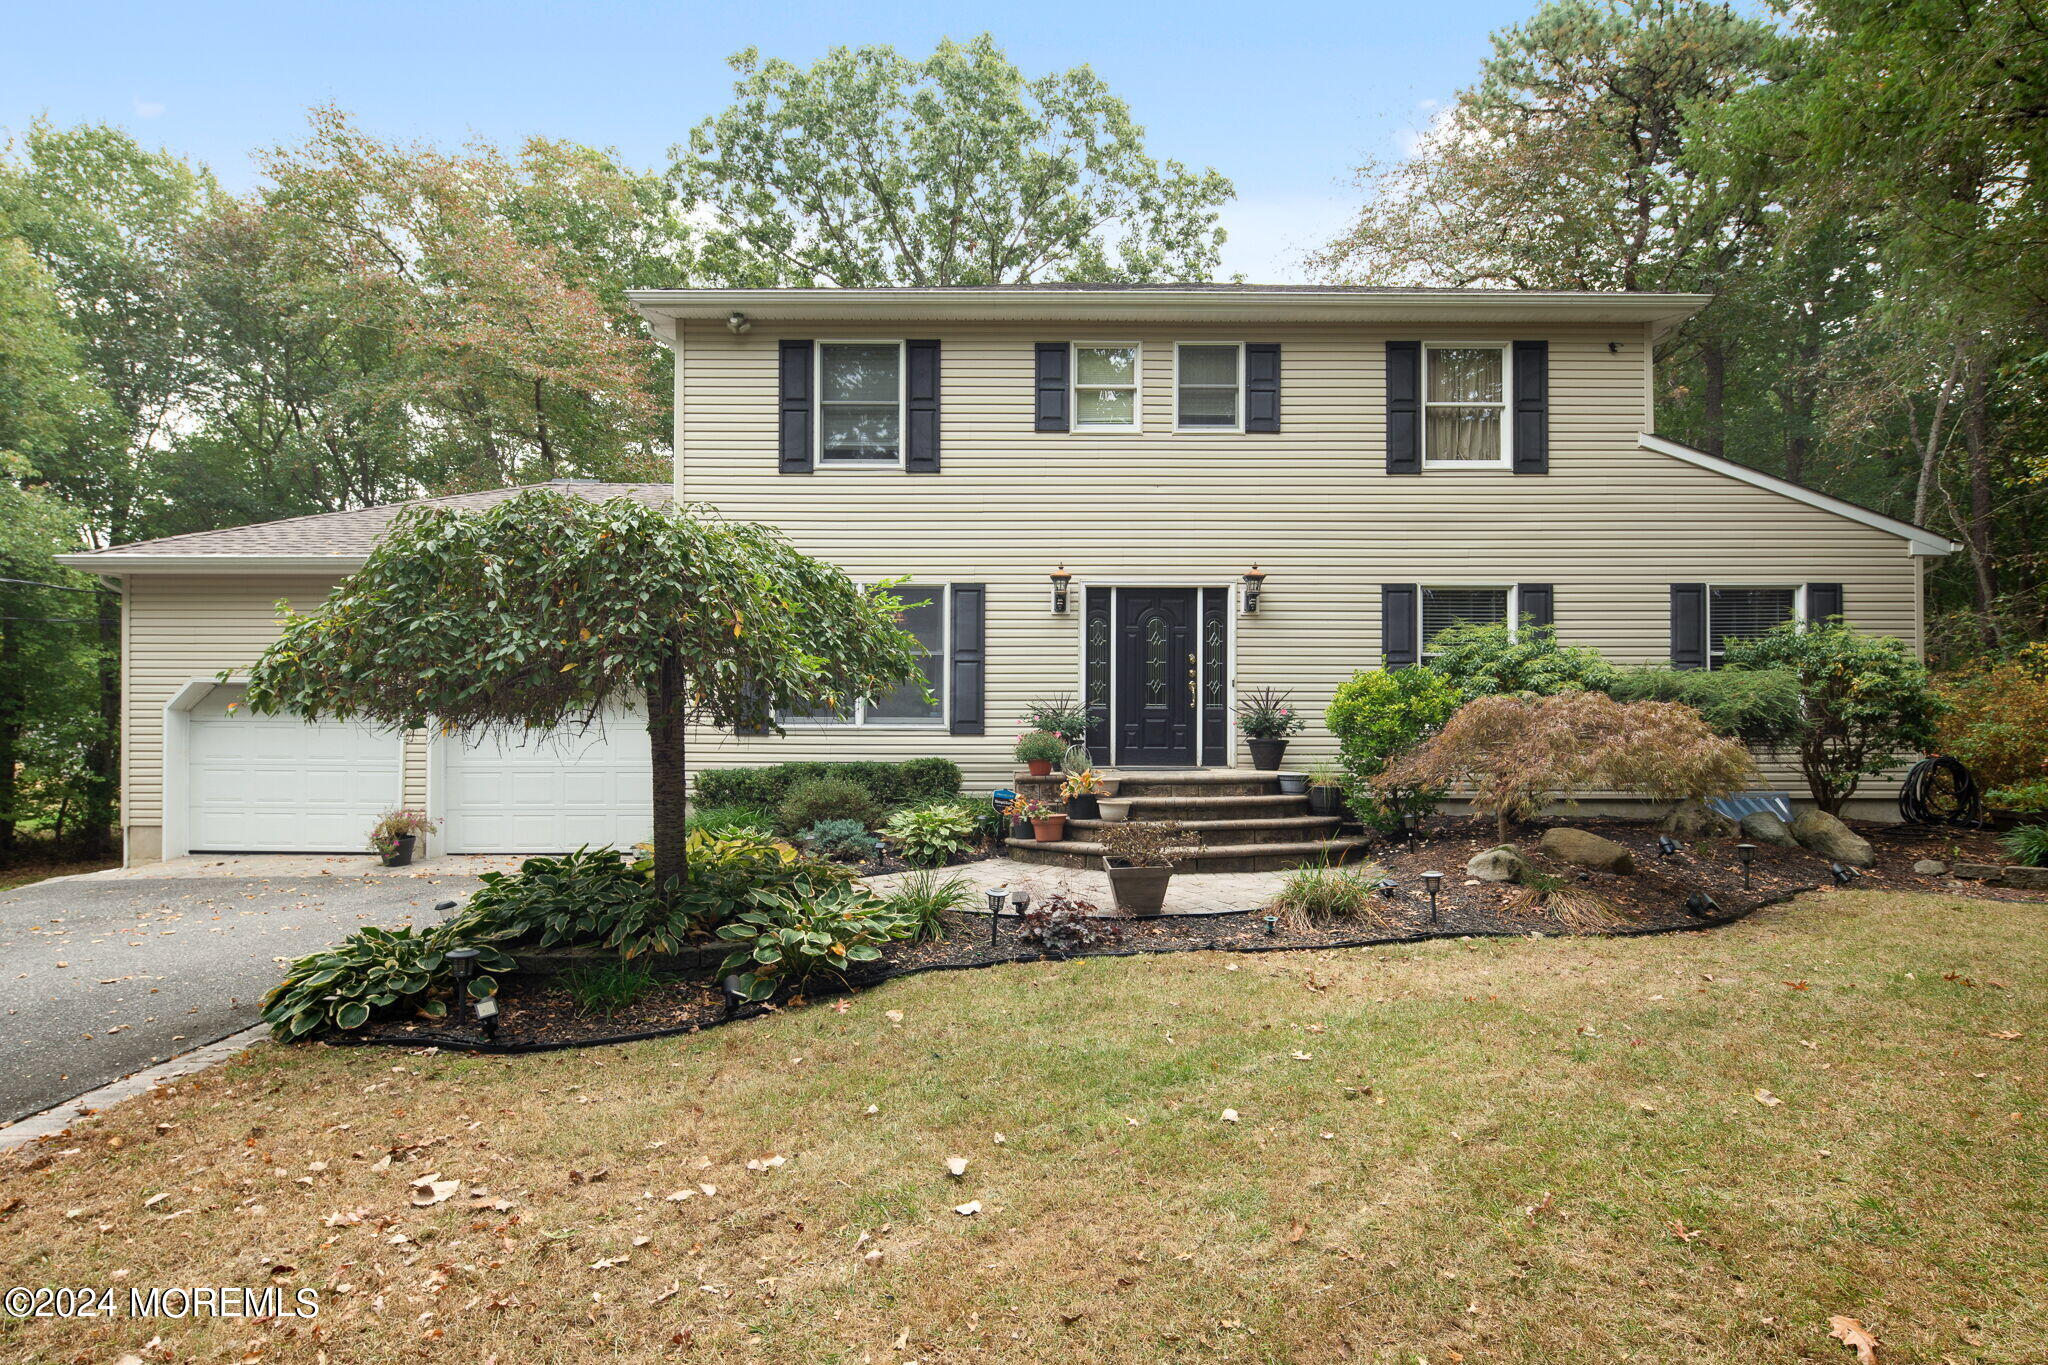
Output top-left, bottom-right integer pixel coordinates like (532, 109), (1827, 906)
(2, 889), (2041, 1363)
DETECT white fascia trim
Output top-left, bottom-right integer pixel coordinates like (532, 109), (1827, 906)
(1637, 433), (1958, 557)
(55, 554), (368, 574)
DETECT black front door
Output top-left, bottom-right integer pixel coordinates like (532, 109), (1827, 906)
(1114, 589), (1198, 766)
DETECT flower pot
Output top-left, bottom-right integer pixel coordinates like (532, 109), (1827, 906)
(1025, 759), (1054, 777)
(1010, 816), (1034, 841)
(1276, 772), (1308, 795)
(379, 834), (417, 868)
(1065, 794), (1101, 821)
(1102, 859), (1173, 916)
(1098, 798), (1133, 822)
(1029, 814), (1068, 842)
(1096, 777), (1121, 798)
(1246, 738), (1289, 771)
(1307, 785), (1344, 817)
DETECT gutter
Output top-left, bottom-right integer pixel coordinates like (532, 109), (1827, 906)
(56, 554), (369, 575)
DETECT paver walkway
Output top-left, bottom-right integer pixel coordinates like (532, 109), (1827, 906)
(862, 857), (1292, 916)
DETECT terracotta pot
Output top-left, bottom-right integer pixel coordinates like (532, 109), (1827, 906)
(1065, 794), (1101, 821)
(379, 834), (417, 868)
(1103, 859), (1173, 915)
(1029, 814), (1068, 841)
(1097, 798), (1133, 822)
(1026, 759), (1054, 777)
(1247, 738), (1289, 771)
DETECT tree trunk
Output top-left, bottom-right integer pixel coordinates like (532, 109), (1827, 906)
(80, 591), (122, 859)
(0, 616), (21, 860)
(647, 643), (690, 902)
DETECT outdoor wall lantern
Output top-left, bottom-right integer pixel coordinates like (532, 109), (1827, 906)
(1420, 870), (1444, 924)
(1241, 564), (1267, 614)
(1735, 842), (1757, 890)
(986, 888), (1010, 946)
(1049, 564), (1073, 614)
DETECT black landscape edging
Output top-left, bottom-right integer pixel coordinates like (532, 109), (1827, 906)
(320, 885), (1815, 1056)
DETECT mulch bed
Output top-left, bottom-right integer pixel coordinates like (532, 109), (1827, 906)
(343, 815), (2043, 1053)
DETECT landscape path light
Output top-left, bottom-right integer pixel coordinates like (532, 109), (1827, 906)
(986, 888), (1009, 945)
(1420, 871), (1444, 925)
(1735, 842), (1757, 890)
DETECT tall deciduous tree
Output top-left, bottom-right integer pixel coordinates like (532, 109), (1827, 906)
(240, 493), (927, 895)
(675, 35), (1233, 285)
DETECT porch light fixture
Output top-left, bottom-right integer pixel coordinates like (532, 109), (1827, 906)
(1241, 564), (1266, 614)
(1420, 870), (1444, 924)
(1735, 842), (1756, 890)
(1049, 564), (1073, 614)
(1656, 835), (1681, 858)
(726, 310), (751, 335)
(986, 888), (1010, 946)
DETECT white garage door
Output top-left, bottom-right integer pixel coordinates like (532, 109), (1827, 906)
(186, 685), (403, 853)
(438, 710), (653, 854)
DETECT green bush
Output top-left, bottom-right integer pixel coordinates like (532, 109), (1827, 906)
(1988, 779), (2048, 814)
(1423, 620), (1616, 698)
(2001, 824), (2048, 868)
(1325, 667), (1463, 830)
(692, 757), (962, 812)
(881, 802), (982, 866)
(684, 803), (774, 838)
(798, 819), (881, 860)
(715, 882), (912, 1001)
(1604, 666), (1803, 747)
(776, 777), (883, 833)
(261, 925), (513, 1040)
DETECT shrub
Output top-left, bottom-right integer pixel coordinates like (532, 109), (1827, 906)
(881, 803), (981, 867)
(715, 881), (911, 1001)
(1325, 666), (1463, 830)
(1988, 779), (2048, 814)
(1014, 730), (1067, 764)
(1268, 864), (1392, 932)
(1603, 667), (1803, 747)
(1423, 621), (1616, 698)
(776, 777), (882, 834)
(882, 870), (974, 942)
(453, 848), (674, 954)
(798, 819), (881, 861)
(1097, 819), (1201, 868)
(562, 959), (659, 1015)
(2002, 825), (2048, 868)
(1722, 621), (1943, 813)
(262, 925), (513, 1039)
(1022, 694), (1090, 746)
(691, 757), (962, 812)
(684, 803), (775, 838)
(1235, 686), (1307, 740)
(1018, 894), (1123, 954)
(1375, 691), (1758, 841)
(1933, 658), (2048, 790)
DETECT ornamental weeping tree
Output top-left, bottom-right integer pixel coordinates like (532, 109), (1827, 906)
(240, 491), (926, 893)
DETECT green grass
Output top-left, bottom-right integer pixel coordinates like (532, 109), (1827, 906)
(1, 889), (2042, 1364)
(560, 958), (660, 1014)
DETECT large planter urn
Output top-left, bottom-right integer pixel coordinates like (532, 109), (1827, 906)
(1029, 813), (1069, 842)
(378, 835), (417, 868)
(1307, 785), (1344, 817)
(1246, 738), (1289, 771)
(1066, 794), (1101, 821)
(1103, 859), (1173, 916)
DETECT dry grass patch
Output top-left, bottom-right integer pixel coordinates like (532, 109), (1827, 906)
(0, 890), (2043, 1363)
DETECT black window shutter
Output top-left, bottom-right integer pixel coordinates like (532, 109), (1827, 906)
(735, 683), (770, 737)
(1805, 582), (1844, 623)
(1245, 343), (1281, 432)
(1512, 340), (1549, 474)
(948, 584), (985, 735)
(1381, 583), (1420, 668)
(778, 340), (814, 474)
(1386, 341), (1420, 474)
(1671, 583), (1707, 669)
(905, 339), (941, 472)
(1517, 583), (1555, 630)
(1034, 343), (1070, 432)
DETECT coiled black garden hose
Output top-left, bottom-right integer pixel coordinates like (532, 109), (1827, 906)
(1898, 755), (1983, 826)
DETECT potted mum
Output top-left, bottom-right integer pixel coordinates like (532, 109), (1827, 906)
(368, 809), (439, 867)
(1098, 820), (1200, 916)
(1011, 794), (1068, 842)
(1236, 687), (1306, 770)
(1015, 730), (1066, 777)
(1061, 768), (1105, 820)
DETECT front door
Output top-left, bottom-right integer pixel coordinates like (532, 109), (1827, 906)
(1114, 589), (1198, 766)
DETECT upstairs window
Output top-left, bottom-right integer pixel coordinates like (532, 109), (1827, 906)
(1421, 585), (1514, 660)
(1074, 344), (1140, 430)
(818, 342), (903, 465)
(1423, 344), (1509, 467)
(1708, 586), (1798, 667)
(778, 585), (947, 726)
(1176, 343), (1242, 431)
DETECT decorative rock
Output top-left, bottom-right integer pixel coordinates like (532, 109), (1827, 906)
(1538, 827), (1636, 875)
(1466, 845), (1533, 883)
(1662, 798), (1736, 839)
(1912, 859), (1949, 876)
(1739, 811), (1800, 848)
(1789, 809), (1875, 868)
(2004, 866), (2048, 891)
(1952, 862), (2003, 882)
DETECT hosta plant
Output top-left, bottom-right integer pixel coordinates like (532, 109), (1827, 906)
(715, 882), (912, 1001)
(678, 829), (855, 932)
(262, 925), (512, 1040)
(452, 847), (679, 956)
(881, 803), (981, 866)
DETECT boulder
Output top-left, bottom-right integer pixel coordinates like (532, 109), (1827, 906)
(1789, 809), (1875, 867)
(1662, 798), (1736, 839)
(1912, 858), (1949, 876)
(1739, 811), (1800, 849)
(1538, 827), (1636, 875)
(1953, 862), (2003, 882)
(1466, 845), (1532, 884)
(2004, 866), (2048, 891)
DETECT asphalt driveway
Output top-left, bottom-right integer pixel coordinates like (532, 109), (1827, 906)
(0, 871), (482, 1125)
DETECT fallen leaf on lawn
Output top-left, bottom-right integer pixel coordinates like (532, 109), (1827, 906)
(885, 1010), (904, 1023)
(745, 1155), (786, 1172)
(1284, 1218), (1307, 1243)
(143, 1192), (171, 1208)
(633, 1235), (652, 1247)
(1987, 1030), (2023, 1040)
(1754, 1090), (1783, 1107)
(1828, 1314), (1879, 1363)
(568, 1168), (609, 1184)
(588, 1256), (628, 1270)
(945, 1156), (969, 1177)
(663, 1190), (694, 1202)
(1291, 1051), (1313, 1061)
(1669, 1220), (1703, 1242)
(1220, 1109), (1240, 1123)
(992, 1132), (1006, 1144)
(410, 1178), (460, 1206)
(698, 1183), (717, 1197)
(953, 1201), (982, 1216)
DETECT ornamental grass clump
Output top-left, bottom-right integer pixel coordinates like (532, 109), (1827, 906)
(1375, 691), (1758, 842)
(1268, 863), (1393, 933)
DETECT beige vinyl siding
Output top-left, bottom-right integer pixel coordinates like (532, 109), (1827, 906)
(679, 319), (1925, 812)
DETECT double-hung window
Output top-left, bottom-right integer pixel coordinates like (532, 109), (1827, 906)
(1422, 344), (1510, 467)
(818, 342), (904, 465)
(1176, 343), (1243, 431)
(777, 585), (948, 726)
(1420, 585), (1514, 661)
(1707, 586), (1799, 668)
(1073, 344), (1140, 430)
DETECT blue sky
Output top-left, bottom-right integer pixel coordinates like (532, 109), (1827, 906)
(1, 0), (1544, 280)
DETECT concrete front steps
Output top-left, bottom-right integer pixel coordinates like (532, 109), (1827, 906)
(1007, 767), (1372, 873)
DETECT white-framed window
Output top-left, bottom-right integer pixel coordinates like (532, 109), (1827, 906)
(1073, 343), (1141, 430)
(1175, 342), (1243, 431)
(777, 584), (948, 727)
(1708, 585), (1801, 668)
(817, 341), (905, 466)
(1420, 584), (1516, 661)
(1422, 343), (1511, 468)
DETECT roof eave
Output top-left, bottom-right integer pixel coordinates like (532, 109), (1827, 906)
(56, 554), (368, 575)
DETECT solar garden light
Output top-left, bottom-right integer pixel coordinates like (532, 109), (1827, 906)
(1657, 835), (1681, 858)
(986, 888), (1010, 945)
(1420, 870), (1444, 925)
(1402, 812), (1422, 846)
(722, 973), (750, 1018)
(1830, 861), (1858, 886)
(473, 992), (500, 1042)
(444, 946), (480, 988)
(1735, 842), (1757, 889)
(1263, 914), (1279, 937)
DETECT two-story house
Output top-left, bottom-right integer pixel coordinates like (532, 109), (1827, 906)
(62, 286), (1953, 865)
